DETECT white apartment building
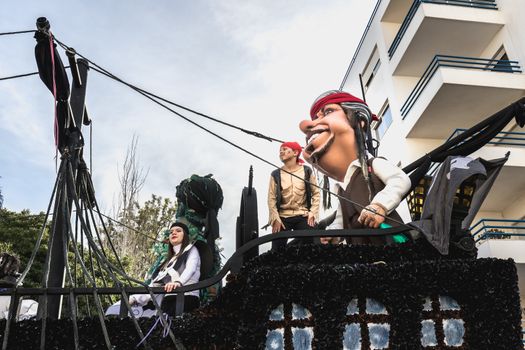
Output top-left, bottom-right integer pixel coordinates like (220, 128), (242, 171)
(340, 0), (525, 319)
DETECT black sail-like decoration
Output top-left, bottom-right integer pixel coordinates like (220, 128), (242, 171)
(403, 98), (525, 190)
(34, 30), (71, 151)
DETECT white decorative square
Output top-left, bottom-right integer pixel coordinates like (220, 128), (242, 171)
(346, 298), (359, 315)
(443, 319), (465, 346)
(343, 323), (361, 350)
(368, 323), (390, 349)
(292, 303), (312, 320)
(291, 327), (313, 350)
(269, 304), (284, 321)
(421, 319), (437, 347)
(265, 328), (284, 350)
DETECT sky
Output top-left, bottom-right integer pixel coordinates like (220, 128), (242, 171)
(0, 0), (376, 260)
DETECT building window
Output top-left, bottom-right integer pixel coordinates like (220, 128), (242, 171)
(421, 295), (465, 348)
(374, 103), (393, 140)
(266, 303), (314, 350)
(362, 47), (381, 91)
(343, 297), (391, 349)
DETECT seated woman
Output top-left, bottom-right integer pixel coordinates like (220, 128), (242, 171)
(129, 222), (201, 315)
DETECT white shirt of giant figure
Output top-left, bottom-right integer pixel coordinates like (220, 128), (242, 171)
(328, 157), (411, 230)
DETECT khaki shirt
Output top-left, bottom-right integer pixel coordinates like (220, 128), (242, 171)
(267, 166), (320, 225)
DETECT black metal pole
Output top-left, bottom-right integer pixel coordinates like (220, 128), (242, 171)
(41, 157), (71, 319)
(35, 18), (90, 319)
(248, 165), (253, 195)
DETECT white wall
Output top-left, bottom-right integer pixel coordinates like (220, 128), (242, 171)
(478, 240), (525, 263)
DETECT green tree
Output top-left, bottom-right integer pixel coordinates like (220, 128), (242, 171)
(64, 241), (132, 317)
(105, 136), (177, 281)
(0, 209), (48, 287)
(0, 176), (4, 208)
(105, 194), (177, 280)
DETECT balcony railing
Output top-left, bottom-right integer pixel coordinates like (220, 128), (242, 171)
(400, 55), (522, 119)
(447, 128), (525, 147)
(422, 128), (525, 176)
(470, 219), (525, 243)
(388, 0), (498, 59)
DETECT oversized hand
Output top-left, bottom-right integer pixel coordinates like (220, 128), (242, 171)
(357, 203), (386, 228)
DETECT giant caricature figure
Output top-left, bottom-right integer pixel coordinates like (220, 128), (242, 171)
(299, 90), (411, 245)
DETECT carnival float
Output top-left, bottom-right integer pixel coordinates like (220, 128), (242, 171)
(0, 17), (523, 349)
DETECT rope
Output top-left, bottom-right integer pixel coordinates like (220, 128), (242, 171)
(0, 62), (281, 146)
(79, 175), (133, 285)
(16, 160), (63, 286)
(136, 316), (173, 348)
(63, 164), (157, 348)
(0, 66), (70, 81)
(89, 65), (410, 228)
(64, 162), (182, 348)
(9, 209), (163, 243)
(51, 36), (283, 144)
(95, 210), (163, 243)
(59, 208), (80, 350)
(2, 32), (413, 232)
(2, 31), (401, 227)
(0, 30), (35, 36)
(60, 190), (113, 349)
(0, 71), (39, 81)
(45, 33), (409, 228)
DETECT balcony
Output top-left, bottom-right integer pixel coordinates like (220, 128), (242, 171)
(384, 0), (504, 76)
(401, 55), (525, 138)
(447, 128), (525, 148)
(473, 219), (525, 299)
(472, 219), (525, 246)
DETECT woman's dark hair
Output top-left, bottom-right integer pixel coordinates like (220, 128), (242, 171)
(164, 223), (190, 264)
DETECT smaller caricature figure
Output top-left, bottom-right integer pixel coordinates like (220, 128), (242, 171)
(299, 90), (411, 245)
(267, 142), (320, 250)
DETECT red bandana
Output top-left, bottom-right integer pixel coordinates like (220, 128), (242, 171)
(281, 142), (304, 164)
(310, 91), (377, 121)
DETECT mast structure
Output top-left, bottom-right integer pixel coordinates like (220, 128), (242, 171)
(34, 17), (92, 319)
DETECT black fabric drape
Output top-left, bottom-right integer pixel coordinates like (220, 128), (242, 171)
(403, 98), (525, 192)
(34, 31), (71, 150)
(411, 155), (508, 254)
